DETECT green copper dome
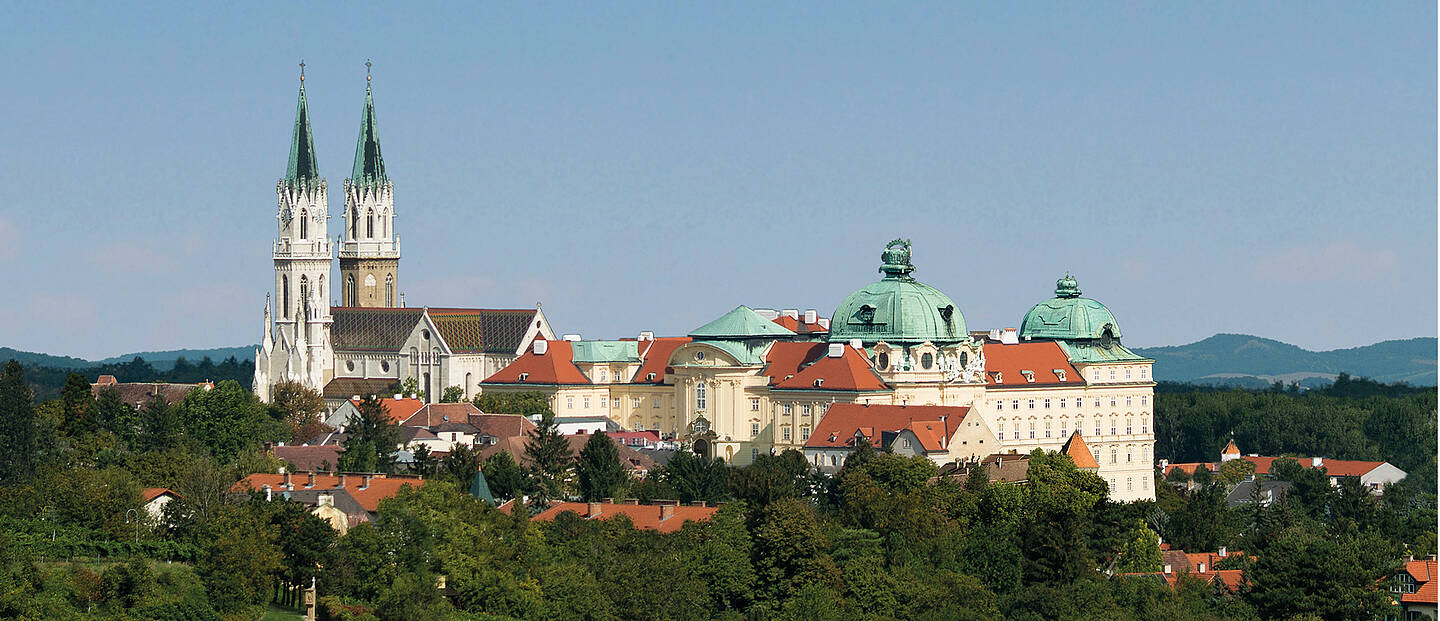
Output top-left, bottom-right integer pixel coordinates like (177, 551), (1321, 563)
(1020, 274), (1123, 342)
(829, 240), (966, 345)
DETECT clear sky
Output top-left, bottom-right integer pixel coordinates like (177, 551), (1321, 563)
(0, 2), (1433, 359)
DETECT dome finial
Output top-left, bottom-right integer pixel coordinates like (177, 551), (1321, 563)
(1055, 273), (1081, 298)
(879, 239), (914, 278)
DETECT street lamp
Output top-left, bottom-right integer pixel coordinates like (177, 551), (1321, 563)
(124, 509), (139, 545)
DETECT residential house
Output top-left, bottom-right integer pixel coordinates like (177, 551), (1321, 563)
(520, 500), (719, 533)
(91, 375), (211, 408)
(1390, 557), (1438, 621)
(231, 471), (428, 534)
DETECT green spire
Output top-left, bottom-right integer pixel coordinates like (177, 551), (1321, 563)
(285, 77), (321, 186)
(351, 75), (387, 189)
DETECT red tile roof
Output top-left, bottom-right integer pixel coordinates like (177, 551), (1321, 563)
(631, 337), (691, 384)
(1243, 456), (1387, 477)
(531, 502), (718, 533)
(140, 488), (179, 503)
(772, 315), (830, 334)
(903, 419), (955, 453)
(805, 403), (970, 449)
(231, 473), (427, 513)
(1162, 462), (1216, 476)
(341, 397), (426, 424)
(482, 340), (590, 385)
(1403, 560), (1438, 604)
(1061, 431), (1099, 469)
(273, 445), (344, 471)
(982, 341), (1084, 387)
(1222, 439), (1240, 455)
(402, 402), (483, 427)
(774, 345), (888, 392)
(467, 413), (537, 439)
(761, 342), (828, 386)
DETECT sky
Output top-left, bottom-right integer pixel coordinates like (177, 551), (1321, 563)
(0, 2), (1434, 359)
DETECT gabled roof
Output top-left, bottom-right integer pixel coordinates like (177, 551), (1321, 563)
(1402, 560), (1438, 604)
(428, 308), (538, 354)
(330, 308), (425, 351)
(273, 445), (343, 471)
(286, 82), (320, 185)
(631, 337), (691, 383)
(901, 419), (956, 453)
(760, 342), (828, 385)
(1222, 439), (1240, 455)
(772, 315), (830, 334)
(323, 378), (403, 400)
(983, 341), (1085, 387)
(482, 340), (590, 385)
(690, 306), (796, 339)
(232, 473), (427, 513)
(350, 83), (387, 188)
(805, 403), (969, 449)
(402, 402), (482, 427)
(140, 488), (179, 503)
(468, 413), (537, 439)
(1242, 456), (1392, 477)
(1061, 431), (1099, 469)
(774, 345), (889, 392)
(530, 502), (718, 533)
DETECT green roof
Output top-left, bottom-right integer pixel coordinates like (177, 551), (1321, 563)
(690, 340), (769, 365)
(570, 340), (641, 364)
(286, 83), (321, 186)
(689, 306), (795, 339)
(350, 83), (387, 188)
(829, 240), (966, 345)
(1056, 341), (1152, 364)
(469, 470), (496, 505)
(1020, 274), (1123, 341)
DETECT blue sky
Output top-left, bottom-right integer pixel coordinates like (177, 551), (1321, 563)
(0, 2), (1433, 359)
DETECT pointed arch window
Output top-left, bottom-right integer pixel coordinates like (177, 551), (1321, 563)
(282, 275), (290, 318)
(346, 275), (357, 306)
(350, 207), (358, 239)
(299, 209), (308, 239)
(385, 274), (394, 306)
(299, 275), (309, 316)
(367, 209), (375, 238)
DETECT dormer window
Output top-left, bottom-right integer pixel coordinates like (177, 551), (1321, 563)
(856, 304), (875, 323)
(939, 305), (954, 322)
(813, 379), (824, 388)
(1020, 370), (1035, 383)
(517, 372), (529, 382)
(991, 371), (1003, 384)
(646, 372), (657, 381)
(1053, 369), (1067, 382)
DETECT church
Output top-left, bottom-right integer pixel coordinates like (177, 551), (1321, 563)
(253, 71), (555, 405)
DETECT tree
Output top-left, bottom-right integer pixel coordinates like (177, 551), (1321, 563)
(474, 391), (552, 416)
(60, 372), (97, 436)
(1243, 527), (1396, 620)
(411, 443), (436, 477)
(752, 498), (840, 602)
(1218, 458), (1256, 485)
(176, 380), (286, 462)
(483, 450), (528, 501)
(440, 386), (465, 403)
(93, 387), (138, 447)
(1115, 520), (1163, 573)
(399, 377), (421, 399)
(577, 431), (627, 501)
(270, 380), (329, 444)
(665, 450), (727, 504)
(136, 394), (180, 453)
(524, 411), (572, 504)
(0, 361), (37, 483)
(440, 444), (480, 489)
(340, 395), (400, 473)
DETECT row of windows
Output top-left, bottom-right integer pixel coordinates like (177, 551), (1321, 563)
(996, 395), (1148, 411)
(1108, 475), (1149, 492)
(1092, 367), (1150, 381)
(348, 206), (389, 239)
(995, 416), (1149, 440)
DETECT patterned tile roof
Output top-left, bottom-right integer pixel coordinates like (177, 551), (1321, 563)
(428, 308), (536, 354)
(330, 307), (425, 352)
(323, 377), (400, 400)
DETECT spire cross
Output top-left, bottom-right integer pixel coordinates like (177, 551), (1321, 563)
(299, 60), (306, 82)
(365, 59), (372, 82)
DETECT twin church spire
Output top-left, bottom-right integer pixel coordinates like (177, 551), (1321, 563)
(283, 63), (386, 191)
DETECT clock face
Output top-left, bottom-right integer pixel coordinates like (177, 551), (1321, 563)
(281, 208), (293, 226)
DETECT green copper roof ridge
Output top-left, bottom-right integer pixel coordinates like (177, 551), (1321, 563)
(285, 83), (321, 185)
(351, 83), (387, 188)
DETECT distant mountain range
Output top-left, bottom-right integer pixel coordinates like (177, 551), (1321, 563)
(0, 346), (256, 371)
(1133, 334), (1436, 387)
(1, 334), (1434, 386)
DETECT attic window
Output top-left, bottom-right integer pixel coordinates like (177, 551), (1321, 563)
(1053, 369), (1067, 381)
(1020, 370), (1035, 383)
(646, 372), (656, 381)
(813, 379), (824, 388)
(856, 304), (875, 323)
(518, 372), (529, 382)
(991, 371), (1003, 384)
(939, 305), (954, 322)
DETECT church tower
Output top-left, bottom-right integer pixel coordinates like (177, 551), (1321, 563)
(338, 66), (400, 307)
(266, 69), (334, 395)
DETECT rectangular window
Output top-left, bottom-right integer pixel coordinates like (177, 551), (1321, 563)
(612, 398), (620, 409)
(567, 398), (574, 410)
(1044, 399), (1051, 409)
(1126, 396), (1133, 407)
(1028, 400), (1035, 409)
(1094, 398), (1101, 407)
(1127, 477), (1133, 491)
(1012, 400), (1019, 410)
(903, 438), (911, 448)
(750, 398), (760, 411)
(1125, 368), (1132, 379)
(997, 401), (1004, 410)
(782, 427), (792, 441)
(1142, 419), (1148, 434)
(1109, 369), (1116, 380)
(1059, 398), (1065, 409)
(802, 426), (811, 440)
(583, 397), (591, 409)
(751, 448), (759, 461)
(1060, 423), (1068, 438)
(1126, 420), (1133, 434)
(1127, 448), (1133, 462)
(751, 422), (760, 436)
(1076, 398), (1083, 408)
(633, 397), (641, 408)
(1142, 395), (1148, 406)
(1044, 421), (1052, 438)
(802, 404), (812, 416)
(1110, 397), (1117, 407)
(651, 398), (659, 408)
(1029, 423), (1035, 439)
(783, 404), (793, 416)
(1111, 421), (1117, 435)
(998, 423), (1005, 440)
(1096, 421), (1102, 436)
(1141, 368), (1148, 379)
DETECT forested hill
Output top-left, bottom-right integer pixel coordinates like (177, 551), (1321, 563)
(1134, 334), (1436, 387)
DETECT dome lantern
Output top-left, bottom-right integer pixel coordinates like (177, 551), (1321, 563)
(829, 240), (966, 346)
(1020, 273), (1123, 342)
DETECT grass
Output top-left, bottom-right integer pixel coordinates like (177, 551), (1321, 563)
(259, 603), (305, 621)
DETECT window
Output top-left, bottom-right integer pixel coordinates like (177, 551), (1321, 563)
(1127, 448), (1133, 463)
(1126, 419), (1132, 434)
(1044, 399), (1051, 409)
(281, 276), (289, 316)
(1110, 397), (1117, 407)
(997, 401), (1004, 411)
(583, 397), (590, 409)
(1125, 368), (1132, 379)
(783, 404), (793, 416)
(1126, 396), (1133, 407)
(1075, 398), (1082, 408)
(1027, 400), (1035, 409)
(783, 427), (792, 441)
(751, 448), (759, 461)
(1060, 421), (1068, 438)
(345, 275), (356, 306)
(1095, 420), (1102, 436)
(366, 209), (374, 237)
(599, 369), (608, 382)
(903, 438), (911, 448)
(1109, 369), (1116, 380)
(1029, 422), (1035, 439)
(632, 397), (640, 408)
(751, 422), (760, 436)
(1127, 477), (1133, 491)
(750, 398), (760, 411)
(385, 274), (394, 306)
(1142, 417), (1148, 434)
(1044, 421), (1052, 438)
(802, 404), (812, 416)
(1110, 448), (1117, 464)
(300, 209), (308, 239)
(801, 426), (810, 440)
(1093, 370), (1100, 381)
(1141, 367), (1148, 379)
(830, 455), (838, 466)
(612, 398), (620, 409)
(349, 207), (357, 238)
(567, 398), (574, 410)
(1110, 419), (1117, 435)
(1059, 398), (1065, 409)
(998, 422), (1005, 440)
(696, 383), (707, 410)
(1012, 400), (1019, 410)
(1094, 398), (1101, 407)
(921, 352), (934, 369)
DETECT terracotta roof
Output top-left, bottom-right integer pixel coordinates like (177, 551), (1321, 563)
(531, 502), (718, 533)
(1061, 431), (1099, 469)
(1222, 439), (1240, 455)
(402, 402), (482, 427)
(273, 445), (344, 471)
(774, 345), (889, 392)
(140, 488), (179, 503)
(982, 341), (1085, 387)
(1162, 462), (1216, 476)
(91, 380), (203, 407)
(232, 473), (427, 513)
(948, 453), (1030, 483)
(772, 315), (829, 334)
(323, 378), (400, 400)
(1242, 456), (1389, 477)
(468, 413), (536, 439)
(482, 340), (590, 385)
(427, 308), (537, 354)
(1403, 560), (1438, 604)
(336, 397), (426, 424)
(329, 307), (425, 351)
(760, 342), (828, 386)
(805, 403), (969, 449)
(903, 419), (955, 453)
(631, 337), (691, 383)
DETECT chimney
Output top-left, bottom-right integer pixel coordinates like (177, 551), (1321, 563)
(1218, 546), (1227, 558)
(804, 309), (818, 324)
(263, 484), (273, 502)
(1000, 328), (1019, 345)
(361, 474), (373, 489)
(781, 309), (799, 319)
(624, 498), (640, 505)
(827, 343), (845, 358)
(587, 502), (602, 518)
(1198, 562), (1207, 573)
(849, 339), (863, 350)
(639, 331), (654, 341)
(1311, 456), (1323, 468)
(562, 334), (581, 341)
(601, 498), (614, 504)
(533, 340), (549, 355)
(305, 472), (316, 488)
(282, 471), (293, 489)
(394, 393), (403, 400)
(693, 501), (707, 508)
(659, 504), (676, 521)
(988, 328), (1001, 340)
(338, 473), (348, 488)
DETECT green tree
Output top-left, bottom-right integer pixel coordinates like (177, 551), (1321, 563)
(198, 504), (283, 613)
(752, 498), (840, 602)
(440, 386), (465, 403)
(665, 450), (727, 504)
(411, 443), (436, 477)
(525, 411), (573, 504)
(1115, 520), (1163, 573)
(577, 431), (627, 501)
(270, 380), (329, 444)
(399, 376), (421, 398)
(60, 372), (97, 436)
(440, 444), (480, 489)
(136, 394), (180, 453)
(1218, 458), (1256, 485)
(1244, 527), (1397, 621)
(483, 450), (528, 501)
(94, 387), (138, 447)
(0, 361), (37, 483)
(176, 380), (286, 462)
(340, 395), (400, 473)
(474, 391), (553, 416)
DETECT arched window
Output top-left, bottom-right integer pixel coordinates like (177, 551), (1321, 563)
(696, 383), (707, 410)
(385, 274), (394, 306)
(281, 275), (289, 317)
(299, 209), (308, 239)
(367, 209), (374, 238)
(465, 372), (472, 398)
(299, 276), (309, 315)
(350, 208), (357, 239)
(346, 275), (356, 306)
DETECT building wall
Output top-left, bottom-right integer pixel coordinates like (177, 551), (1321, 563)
(339, 258), (398, 307)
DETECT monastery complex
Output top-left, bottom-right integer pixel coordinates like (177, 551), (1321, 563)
(254, 75), (1156, 502)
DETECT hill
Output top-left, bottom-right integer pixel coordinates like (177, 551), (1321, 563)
(95, 346), (256, 370)
(0, 347), (95, 369)
(1134, 334), (1436, 387)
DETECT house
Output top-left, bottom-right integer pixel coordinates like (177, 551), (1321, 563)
(231, 471), (428, 534)
(324, 396), (425, 429)
(139, 488), (181, 522)
(943, 453), (1032, 485)
(1156, 546), (1247, 594)
(1391, 557), (1438, 620)
(555, 416), (621, 435)
(523, 500), (719, 533)
(1225, 480), (1292, 508)
(802, 403), (992, 473)
(1163, 440), (1406, 494)
(272, 445), (344, 472)
(610, 430), (662, 449)
(91, 375), (212, 408)
(400, 402), (482, 427)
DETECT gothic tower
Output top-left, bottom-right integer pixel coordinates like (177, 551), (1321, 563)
(265, 72), (334, 396)
(338, 69), (399, 307)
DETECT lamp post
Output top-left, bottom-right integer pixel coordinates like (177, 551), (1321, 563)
(124, 509), (139, 545)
